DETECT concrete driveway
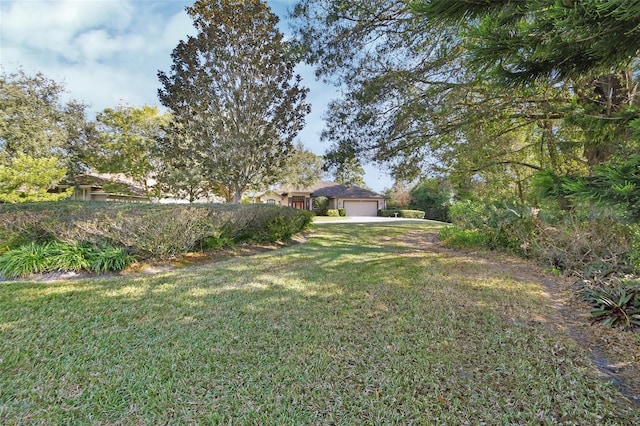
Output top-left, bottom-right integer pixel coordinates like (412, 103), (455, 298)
(313, 216), (428, 224)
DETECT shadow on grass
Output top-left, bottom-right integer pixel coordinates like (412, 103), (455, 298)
(1, 222), (638, 424)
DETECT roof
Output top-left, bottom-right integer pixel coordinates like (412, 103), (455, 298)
(260, 181), (387, 199)
(312, 184), (387, 199)
(279, 180), (339, 194)
(65, 173), (147, 197)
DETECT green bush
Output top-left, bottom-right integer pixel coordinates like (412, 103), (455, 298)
(338, 208), (346, 217)
(46, 241), (91, 272)
(86, 246), (135, 273)
(235, 205), (314, 243)
(0, 202), (313, 261)
(327, 209), (340, 217)
(423, 207), (450, 222)
(379, 209), (426, 219)
(0, 242), (51, 278)
(439, 227), (489, 249)
(313, 196), (329, 216)
(0, 241), (134, 278)
(581, 279), (640, 329)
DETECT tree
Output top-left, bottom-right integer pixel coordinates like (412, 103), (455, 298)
(158, 0), (310, 203)
(386, 180), (412, 209)
(0, 69), (94, 173)
(292, 0), (640, 202)
(292, 0), (463, 180)
(0, 154), (72, 202)
(326, 156), (367, 187)
(154, 165), (212, 203)
(409, 178), (451, 210)
(91, 105), (170, 197)
(274, 141), (325, 189)
(410, 0), (640, 84)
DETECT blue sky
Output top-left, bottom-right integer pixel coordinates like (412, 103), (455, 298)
(0, 0), (393, 191)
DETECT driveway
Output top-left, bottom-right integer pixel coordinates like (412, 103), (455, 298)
(313, 216), (433, 224)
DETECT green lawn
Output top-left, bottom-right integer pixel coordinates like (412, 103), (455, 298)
(1, 222), (638, 424)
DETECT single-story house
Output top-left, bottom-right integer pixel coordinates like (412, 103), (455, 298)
(256, 181), (387, 216)
(52, 173), (150, 202)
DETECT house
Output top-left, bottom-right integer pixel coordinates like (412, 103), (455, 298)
(52, 173), (150, 202)
(256, 181), (387, 216)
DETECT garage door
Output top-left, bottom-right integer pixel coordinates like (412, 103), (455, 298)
(344, 200), (379, 216)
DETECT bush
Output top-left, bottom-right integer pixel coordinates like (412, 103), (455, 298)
(379, 209), (426, 219)
(439, 227), (489, 249)
(581, 278), (640, 329)
(0, 241), (134, 278)
(0, 202), (313, 261)
(423, 207), (450, 222)
(313, 196), (329, 216)
(0, 242), (51, 278)
(338, 209), (346, 217)
(327, 209), (340, 217)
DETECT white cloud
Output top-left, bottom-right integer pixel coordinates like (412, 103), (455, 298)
(1, 0), (134, 60)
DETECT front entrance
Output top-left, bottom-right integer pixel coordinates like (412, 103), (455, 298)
(291, 196), (306, 210)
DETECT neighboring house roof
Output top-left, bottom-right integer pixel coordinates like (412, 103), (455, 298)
(62, 173), (148, 198)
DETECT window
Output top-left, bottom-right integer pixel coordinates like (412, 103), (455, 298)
(266, 199), (276, 204)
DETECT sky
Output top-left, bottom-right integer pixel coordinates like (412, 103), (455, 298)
(0, 0), (394, 192)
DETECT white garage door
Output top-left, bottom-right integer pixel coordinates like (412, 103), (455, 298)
(344, 200), (379, 216)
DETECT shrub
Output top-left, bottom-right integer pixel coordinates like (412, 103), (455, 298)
(379, 209), (426, 219)
(313, 196), (329, 216)
(0, 242), (50, 278)
(236, 205), (314, 243)
(327, 209), (340, 217)
(439, 227), (489, 249)
(0, 241), (135, 278)
(46, 241), (91, 272)
(86, 246), (135, 273)
(581, 279), (640, 329)
(338, 209), (346, 217)
(423, 207), (450, 222)
(0, 202), (313, 261)
(0, 202), (311, 259)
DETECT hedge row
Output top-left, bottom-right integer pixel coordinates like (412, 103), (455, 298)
(378, 209), (426, 219)
(0, 202), (314, 260)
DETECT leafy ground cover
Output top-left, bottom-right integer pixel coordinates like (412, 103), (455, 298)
(1, 222), (639, 424)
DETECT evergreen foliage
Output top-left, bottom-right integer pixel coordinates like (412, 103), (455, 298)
(158, 0), (310, 203)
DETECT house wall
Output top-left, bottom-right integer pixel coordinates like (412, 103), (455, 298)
(260, 193), (285, 205)
(286, 193), (313, 210)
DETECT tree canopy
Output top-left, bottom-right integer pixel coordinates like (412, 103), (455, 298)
(91, 105), (170, 197)
(0, 154), (72, 203)
(0, 69), (93, 174)
(158, 0), (310, 203)
(410, 0), (640, 84)
(275, 141), (325, 189)
(291, 0), (640, 203)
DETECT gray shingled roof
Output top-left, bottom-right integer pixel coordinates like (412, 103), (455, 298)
(312, 184), (386, 199)
(269, 181), (386, 199)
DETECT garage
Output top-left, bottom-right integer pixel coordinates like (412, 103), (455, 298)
(343, 200), (379, 217)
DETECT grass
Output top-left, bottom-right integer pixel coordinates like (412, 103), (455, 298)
(1, 222), (639, 424)
(312, 215), (349, 222)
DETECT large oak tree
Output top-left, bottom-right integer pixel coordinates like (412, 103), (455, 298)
(158, 0), (310, 203)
